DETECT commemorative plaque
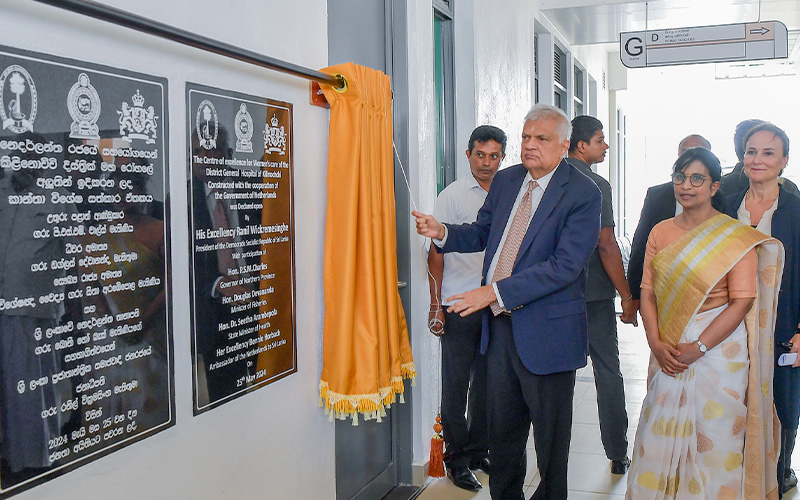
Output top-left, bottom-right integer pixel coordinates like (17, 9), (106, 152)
(187, 83), (296, 414)
(0, 45), (173, 498)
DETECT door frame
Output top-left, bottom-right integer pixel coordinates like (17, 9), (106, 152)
(331, 0), (414, 498)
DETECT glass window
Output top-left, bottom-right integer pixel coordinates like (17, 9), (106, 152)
(573, 65), (584, 117)
(434, 8), (455, 193)
(553, 45), (567, 113)
(534, 35), (539, 103)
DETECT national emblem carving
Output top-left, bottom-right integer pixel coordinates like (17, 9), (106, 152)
(234, 103), (253, 153)
(68, 73), (101, 139)
(196, 99), (218, 150)
(0, 64), (37, 134)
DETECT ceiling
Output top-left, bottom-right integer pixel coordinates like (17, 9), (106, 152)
(541, 0), (800, 47)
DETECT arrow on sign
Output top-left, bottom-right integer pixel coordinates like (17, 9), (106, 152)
(750, 27), (770, 35)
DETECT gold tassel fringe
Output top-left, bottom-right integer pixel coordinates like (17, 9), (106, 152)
(320, 362), (416, 425)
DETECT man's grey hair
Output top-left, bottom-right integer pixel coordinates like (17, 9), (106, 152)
(524, 104), (571, 143)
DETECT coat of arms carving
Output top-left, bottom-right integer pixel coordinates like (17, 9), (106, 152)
(117, 89), (158, 144)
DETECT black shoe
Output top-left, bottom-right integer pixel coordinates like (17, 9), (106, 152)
(783, 468), (798, 494)
(611, 457), (631, 475)
(447, 466), (482, 491)
(469, 457), (491, 474)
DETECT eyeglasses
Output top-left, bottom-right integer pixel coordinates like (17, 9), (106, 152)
(671, 172), (707, 187)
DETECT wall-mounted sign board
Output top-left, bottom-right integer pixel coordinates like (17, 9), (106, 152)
(0, 44), (174, 499)
(186, 83), (296, 414)
(620, 21), (788, 68)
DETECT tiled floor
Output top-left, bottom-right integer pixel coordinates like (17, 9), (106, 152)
(415, 318), (800, 500)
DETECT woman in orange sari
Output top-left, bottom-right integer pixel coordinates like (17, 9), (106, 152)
(626, 147), (783, 499)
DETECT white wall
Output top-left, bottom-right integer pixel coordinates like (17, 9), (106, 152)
(453, 0), (477, 180)
(404, 0), (439, 475)
(572, 44), (611, 166)
(473, 0), (539, 165)
(1, 1), (334, 498)
(616, 61), (800, 236)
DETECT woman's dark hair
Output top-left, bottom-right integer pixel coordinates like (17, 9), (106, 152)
(742, 122), (790, 157)
(672, 146), (725, 212)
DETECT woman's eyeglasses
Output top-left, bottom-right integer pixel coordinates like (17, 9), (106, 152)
(671, 172), (707, 187)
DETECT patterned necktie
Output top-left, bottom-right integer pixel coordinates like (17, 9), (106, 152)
(490, 180), (537, 316)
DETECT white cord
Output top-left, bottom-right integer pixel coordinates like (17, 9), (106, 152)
(392, 144), (443, 427)
(393, 141), (419, 213)
(392, 141), (444, 335)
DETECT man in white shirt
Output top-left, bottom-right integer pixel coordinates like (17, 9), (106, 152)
(428, 125), (506, 492)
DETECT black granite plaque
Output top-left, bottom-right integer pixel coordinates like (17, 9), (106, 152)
(0, 45), (173, 498)
(187, 83), (296, 414)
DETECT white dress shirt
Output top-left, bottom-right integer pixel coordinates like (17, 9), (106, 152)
(434, 166), (557, 310)
(737, 192), (779, 236)
(432, 175), (489, 305)
(488, 169), (556, 309)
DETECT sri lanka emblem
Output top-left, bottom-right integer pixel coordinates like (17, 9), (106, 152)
(68, 73), (101, 139)
(117, 90), (158, 144)
(196, 99), (218, 150)
(264, 113), (287, 155)
(0, 64), (37, 134)
(234, 103), (253, 153)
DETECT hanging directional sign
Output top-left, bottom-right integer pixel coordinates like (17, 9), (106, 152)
(620, 21), (788, 68)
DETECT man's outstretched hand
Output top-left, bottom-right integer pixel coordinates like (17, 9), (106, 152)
(413, 211), (445, 240)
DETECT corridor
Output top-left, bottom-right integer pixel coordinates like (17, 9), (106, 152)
(416, 319), (800, 499)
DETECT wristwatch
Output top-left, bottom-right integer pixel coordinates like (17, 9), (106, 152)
(695, 339), (708, 354)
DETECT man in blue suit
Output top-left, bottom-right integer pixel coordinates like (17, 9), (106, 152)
(414, 104), (601, 500)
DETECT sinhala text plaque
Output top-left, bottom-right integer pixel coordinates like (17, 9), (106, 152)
(0, 45), (174, 498)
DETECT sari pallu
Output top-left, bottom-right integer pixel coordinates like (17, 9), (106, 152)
(627, 214), (784, 500)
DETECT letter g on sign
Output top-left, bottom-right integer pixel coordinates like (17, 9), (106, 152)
(625, 37), (643, 56)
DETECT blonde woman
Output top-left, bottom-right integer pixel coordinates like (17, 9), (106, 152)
(725, 122), (800, 497)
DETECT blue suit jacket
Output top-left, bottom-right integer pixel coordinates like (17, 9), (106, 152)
(441, 160), (602, 375)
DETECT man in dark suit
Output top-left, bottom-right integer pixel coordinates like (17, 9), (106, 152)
(414, 104), (601, 500)
(626, 134), (710, 315)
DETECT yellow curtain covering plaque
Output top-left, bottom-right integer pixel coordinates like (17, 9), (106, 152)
(318, 63), (415, 424)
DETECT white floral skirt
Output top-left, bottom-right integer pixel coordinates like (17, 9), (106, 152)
(627, 304), (749, 500)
